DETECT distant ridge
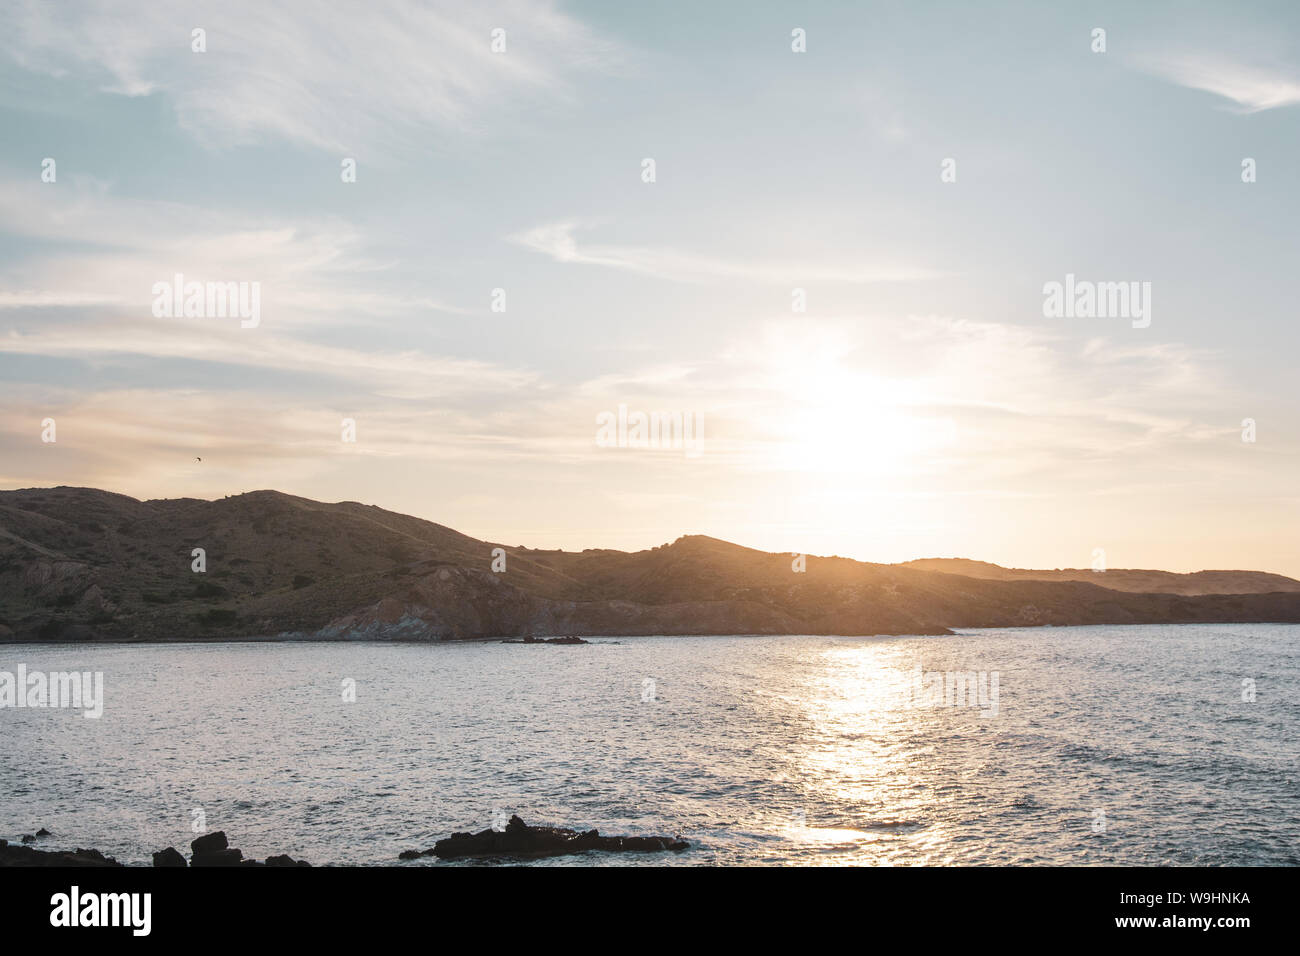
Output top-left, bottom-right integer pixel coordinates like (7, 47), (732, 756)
(2, 486), (1299, 642)
(899, 558), (1300, 596)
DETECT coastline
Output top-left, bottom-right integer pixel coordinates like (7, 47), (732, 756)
(3, 619), (1299, 645)
(6, 489), (1299, 645)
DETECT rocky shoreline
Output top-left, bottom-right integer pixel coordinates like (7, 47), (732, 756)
(4, 818), (689, 866)
(0, 830), (310, 867)
(399, 815), (689, 860)
(500, 635), (589, 644)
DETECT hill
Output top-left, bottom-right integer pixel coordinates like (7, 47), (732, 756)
(899, 558), (1300, 595)
(2, 486), (1299, 641)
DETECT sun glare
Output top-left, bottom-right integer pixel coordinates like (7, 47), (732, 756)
(771, 367), (950, 477)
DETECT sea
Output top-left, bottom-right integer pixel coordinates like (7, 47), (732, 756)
(1, 624), (1296, 866)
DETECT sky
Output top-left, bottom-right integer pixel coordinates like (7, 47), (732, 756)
(0, 0), (1298, 576)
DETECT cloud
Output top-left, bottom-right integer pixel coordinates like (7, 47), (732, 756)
(0, 291), (124, 309)
(0, 0), (620, 153)
(661, 315), (1235, 479)
(511, 221), (945, 284)
(0, 310), (1259, 544)
(0, 177), (470, 325)
(0, 320), (535, 399)
(1136, 53), (1300, 113)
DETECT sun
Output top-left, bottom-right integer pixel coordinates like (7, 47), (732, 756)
(770, 367), (947, 478)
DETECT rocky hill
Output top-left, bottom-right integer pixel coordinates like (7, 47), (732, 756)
(2, 486), (1298, 641)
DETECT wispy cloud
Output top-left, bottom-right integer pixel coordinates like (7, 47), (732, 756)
(511, 221), (945, 284)
(0, 310), (1267, 565)
(0, 0), (620, 153)
(0, 320), (535, 399)
(1136, 53), (1300, 113)
(0, 177), (469, 324)
(0, 291), (123, 309)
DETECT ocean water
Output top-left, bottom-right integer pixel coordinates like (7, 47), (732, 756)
(1, 624), (1296, 866)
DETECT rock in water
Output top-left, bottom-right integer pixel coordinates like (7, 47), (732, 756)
(420, 815), (688, 860)
(152, 846), (187, 867)
(501, 635), (589, 645)
(0, 843), (122, 867)
(2, 830), (310, 868)
(190, 831), (228, 855)
(190, 848), (243, 867)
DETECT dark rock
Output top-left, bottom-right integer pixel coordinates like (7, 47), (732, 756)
(21, 834), (34, 843)
(152, 846), (187, 867)
(0, 842), (122, 867)
(190, 847), (243, 867)
(35, 828), (51, 837)
(69, 848), (122, 865)
(396, 848), (438, 860)
(73, 848), (113, 862)
(427, 815), (688, 860)
(502, 635), (588, 644)
(190, 830), (228, 855)
(2, 829), (308, 869)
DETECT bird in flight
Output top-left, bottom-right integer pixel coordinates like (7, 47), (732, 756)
(196, 457), (202, 462)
